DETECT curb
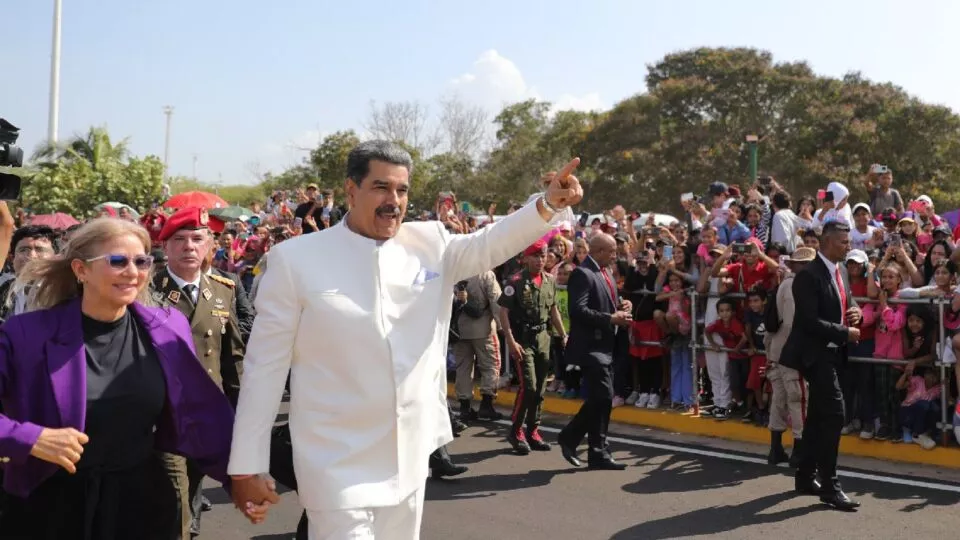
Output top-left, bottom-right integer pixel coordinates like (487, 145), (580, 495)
(448, 383), (960, 470)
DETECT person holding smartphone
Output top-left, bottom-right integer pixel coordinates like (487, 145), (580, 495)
(864, 164), (904, 216)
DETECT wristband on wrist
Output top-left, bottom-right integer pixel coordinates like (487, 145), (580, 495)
(539, 195), (561, 214)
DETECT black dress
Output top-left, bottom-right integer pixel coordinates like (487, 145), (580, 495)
(1, 311), (178, 540)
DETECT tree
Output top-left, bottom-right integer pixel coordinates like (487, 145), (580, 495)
(307, 130), (361, 189)
(21, 126), (163, 215)
(436, 94), (488, 158)
(364, 101), (438, 155)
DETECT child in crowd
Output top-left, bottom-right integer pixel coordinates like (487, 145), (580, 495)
(862, 262), (908, 440)
(802, 229), (820, 250)
(548, 262), (577, 395)
(656, 272), (694, 411)
(840, 250), (877, 438)
(740, 287), (768, 424)
(698, 246), (733, 419)
(706, 297), (748, 416)
(895, 361), (941, 450)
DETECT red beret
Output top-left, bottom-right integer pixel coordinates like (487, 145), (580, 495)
(523, 240), (547, 257)
(158, 206), (210, 241)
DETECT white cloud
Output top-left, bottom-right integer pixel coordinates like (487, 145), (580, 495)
(450, 49), (605, 115)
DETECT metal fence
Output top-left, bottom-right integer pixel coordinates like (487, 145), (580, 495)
(622, 289), (955, 445)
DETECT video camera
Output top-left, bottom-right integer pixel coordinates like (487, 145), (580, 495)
(0, 118), (25, 200)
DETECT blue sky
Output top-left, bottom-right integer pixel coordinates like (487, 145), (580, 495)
(6, 0), (959, 185)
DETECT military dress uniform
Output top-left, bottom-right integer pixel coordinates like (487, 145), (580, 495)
(499, 264), (558, 454)
(153, 206), (246, 539)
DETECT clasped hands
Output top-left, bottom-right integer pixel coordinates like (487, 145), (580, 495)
(230, 473), (281, 525)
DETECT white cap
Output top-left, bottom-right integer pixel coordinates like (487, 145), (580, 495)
(846, 249), (868, 265)
(917, 195), (933, 206)
(851, 202), (871, 215)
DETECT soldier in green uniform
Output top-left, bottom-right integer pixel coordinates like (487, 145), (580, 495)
(153, 206), (245, 539)
(499, 239), (567, 455)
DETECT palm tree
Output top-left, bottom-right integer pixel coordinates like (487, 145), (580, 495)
(32, 126), (130, 171)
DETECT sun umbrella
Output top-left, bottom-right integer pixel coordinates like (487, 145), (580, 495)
(209, 205), (254, 222)
(29, 212), (80, 230)
(162, 191), (229, 210)
(95, 202), (141, 219)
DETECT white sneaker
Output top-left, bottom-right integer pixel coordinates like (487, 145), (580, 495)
(917, 433), (936, 450)
(625, 391), (640, 406)
(612, 395), (625, 408)
(841, 419), (861, 435)
(647, 394), (661, 409)
(635, 393), (651, 408)
(859, 430), (874, 440)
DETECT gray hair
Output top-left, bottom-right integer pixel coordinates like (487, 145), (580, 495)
(346, 140), (413, 185)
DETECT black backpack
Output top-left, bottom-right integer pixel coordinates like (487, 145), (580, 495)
(763, 283), (782, 334)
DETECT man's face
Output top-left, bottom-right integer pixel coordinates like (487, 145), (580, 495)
(525, 249), (546, 274)
(594, 241), (618, 268)
(823, 231), (851, 262)
(557, 264), (572, 285)
(344, 160), (409, 240)
(13, 237), (54, 274)
(165, 229), (210, 276)
(306, 187), (318, 201)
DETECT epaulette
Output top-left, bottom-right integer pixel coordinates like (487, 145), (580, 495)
(208, 274), (236, 288)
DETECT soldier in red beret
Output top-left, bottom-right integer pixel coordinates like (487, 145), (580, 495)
(153, 206), (245, 538)
(498, 239), (567, 454)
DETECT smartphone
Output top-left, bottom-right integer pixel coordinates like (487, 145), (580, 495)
(871, 164), (890, 175)
(663, 245), (674, 259)
(889, 233), (902, 246)
(779, 254), (789, 266)
(816, 189), (827, 200)
(732, 243), (749, 255)
(293, 217), (303, 228)
(681, 192), (695, 202)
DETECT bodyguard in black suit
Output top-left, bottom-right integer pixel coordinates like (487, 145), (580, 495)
(557, 233), (633, 470)
(780, 221), (862, 511)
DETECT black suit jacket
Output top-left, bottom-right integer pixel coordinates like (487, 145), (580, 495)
(780, 256), (858, 370)
(566, 256), (618, 367)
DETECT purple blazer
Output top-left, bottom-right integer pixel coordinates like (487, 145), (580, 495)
(0, 298), (235, 497)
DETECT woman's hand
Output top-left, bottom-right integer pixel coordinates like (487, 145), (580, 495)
(30, 427), (89, 474)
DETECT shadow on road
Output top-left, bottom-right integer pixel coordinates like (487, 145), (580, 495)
(610, 491), (816, 539)
(621, 452), (771, 495)
(426, 468), (578, 501)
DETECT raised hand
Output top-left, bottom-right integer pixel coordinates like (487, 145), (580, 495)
(543, 158), (584, 210)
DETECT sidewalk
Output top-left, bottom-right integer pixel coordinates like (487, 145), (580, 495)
(448, 384), (960, 470)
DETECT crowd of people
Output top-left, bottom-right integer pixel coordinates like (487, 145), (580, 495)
(0, 140), (959, 536)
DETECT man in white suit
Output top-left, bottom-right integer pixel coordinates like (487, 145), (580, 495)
(228, 140), (583, 539)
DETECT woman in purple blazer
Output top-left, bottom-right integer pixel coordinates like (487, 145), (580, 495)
(0, 218), (236, 539)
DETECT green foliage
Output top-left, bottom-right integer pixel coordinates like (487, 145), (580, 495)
(24, 128), (164, 216)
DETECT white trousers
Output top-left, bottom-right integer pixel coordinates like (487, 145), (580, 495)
(703, 343), (731, 409)
(307, 487), (425, 540)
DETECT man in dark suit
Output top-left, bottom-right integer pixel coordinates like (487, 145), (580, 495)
(557, 233), (633, 470)
(780, 221), (862, 511)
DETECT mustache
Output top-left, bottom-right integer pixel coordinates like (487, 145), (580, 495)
(376, 205), (401, 217)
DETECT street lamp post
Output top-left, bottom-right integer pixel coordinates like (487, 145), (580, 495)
(48, 0), (63, 144)
(745, 134), (759, 184)
(163, 106), (174, 181)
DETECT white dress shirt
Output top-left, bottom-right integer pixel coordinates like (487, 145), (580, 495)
(817, 252), (845, 347)
(166, 266), (201, 303)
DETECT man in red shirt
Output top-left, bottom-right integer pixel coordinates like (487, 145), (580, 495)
(710, 237), (780, 293)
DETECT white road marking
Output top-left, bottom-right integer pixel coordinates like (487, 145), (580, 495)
(491, 420), (960, 494)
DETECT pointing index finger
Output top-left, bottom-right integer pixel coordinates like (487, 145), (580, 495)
(555, 158), (580, 183)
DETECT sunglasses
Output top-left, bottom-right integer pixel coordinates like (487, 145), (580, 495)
(86, 254), (154, 271)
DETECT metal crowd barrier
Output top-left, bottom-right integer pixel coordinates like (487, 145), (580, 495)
(621, 288), (954, 445)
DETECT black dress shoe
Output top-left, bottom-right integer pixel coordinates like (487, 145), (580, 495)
(820, 491), (861, 511)
(559, 443), (581, 467)
(795, 477), (822, 495)
(587, 457), (627, 470)
(431, 461), (469, 479)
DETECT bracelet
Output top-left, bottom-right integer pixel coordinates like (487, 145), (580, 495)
(539, 195), (561, 215)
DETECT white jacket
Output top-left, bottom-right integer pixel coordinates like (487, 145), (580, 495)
(228, 200), (560, 510)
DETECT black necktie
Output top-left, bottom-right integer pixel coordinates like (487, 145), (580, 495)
(182, 284), (198, 306)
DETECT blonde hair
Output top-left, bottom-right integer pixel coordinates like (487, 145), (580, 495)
(19, 218), (155, 311)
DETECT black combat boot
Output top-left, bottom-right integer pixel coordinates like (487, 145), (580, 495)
(477, 394), (503, 420)
(767, 430), (789, 465)
(459, 399), (478, 422)
(789, 438), (804, 469)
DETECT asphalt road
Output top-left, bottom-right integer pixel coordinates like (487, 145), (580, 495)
(198, 415), (960, 540)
